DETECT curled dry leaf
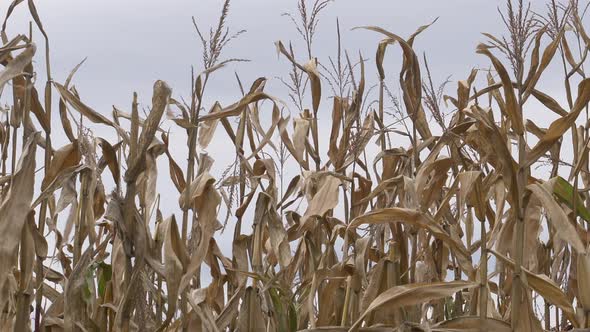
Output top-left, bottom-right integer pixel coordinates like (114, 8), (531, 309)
(350, 281), (478, 331)
(0, 42), (35, 96)
(0, 135), (36, 309)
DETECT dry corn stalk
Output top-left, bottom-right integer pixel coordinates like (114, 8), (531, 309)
(0, 0), (589, 331)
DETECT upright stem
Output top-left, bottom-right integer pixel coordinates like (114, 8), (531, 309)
(512, 80), (527, 328)
(511, 171), (525, 328)
(341, 275), (353, 326)
(544, 246), (551, 331)
(34, 12), (53, 330)
(311, 111), (320, 171)
(378, 79), (386, 254)
(180, 72), (208, 329)
(479, 218), (488, 322)
(181, 73), (208, 242)
(10, 112), (18, 176)
(379, 80), (385, 150)
(1, 113), (8, 181)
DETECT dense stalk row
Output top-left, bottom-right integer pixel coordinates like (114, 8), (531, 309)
(1, 0), (590, 331)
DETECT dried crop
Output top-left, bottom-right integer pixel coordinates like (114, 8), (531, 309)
(1, 0), (590, 331)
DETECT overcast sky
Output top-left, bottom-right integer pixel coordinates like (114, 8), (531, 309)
(4, 0), (547, 154)
(1, 0), (577, 259)
(2, 0), (520, 114)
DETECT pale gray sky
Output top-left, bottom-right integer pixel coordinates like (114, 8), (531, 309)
(3, 0), (541, 156)
(3, 0), (517, 119)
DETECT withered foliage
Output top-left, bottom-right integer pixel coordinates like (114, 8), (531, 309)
(1, 0), (590, 331)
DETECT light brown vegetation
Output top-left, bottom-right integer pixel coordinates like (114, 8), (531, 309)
(1, 0), (590, 331)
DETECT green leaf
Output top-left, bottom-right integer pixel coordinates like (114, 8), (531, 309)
(553, 176), (590, 223)
(288, 300), (298, 332)
(97, 262), (112, 298)
(83, 264), (96, 303)
(268, 286), (298, 332)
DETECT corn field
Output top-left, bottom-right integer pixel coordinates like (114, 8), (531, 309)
(2, 0), (590, 331)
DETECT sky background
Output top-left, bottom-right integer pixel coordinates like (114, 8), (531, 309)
(2, 0), (567, 156)
(2, 0), (519, 119)
(0, 0), (577, 261)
